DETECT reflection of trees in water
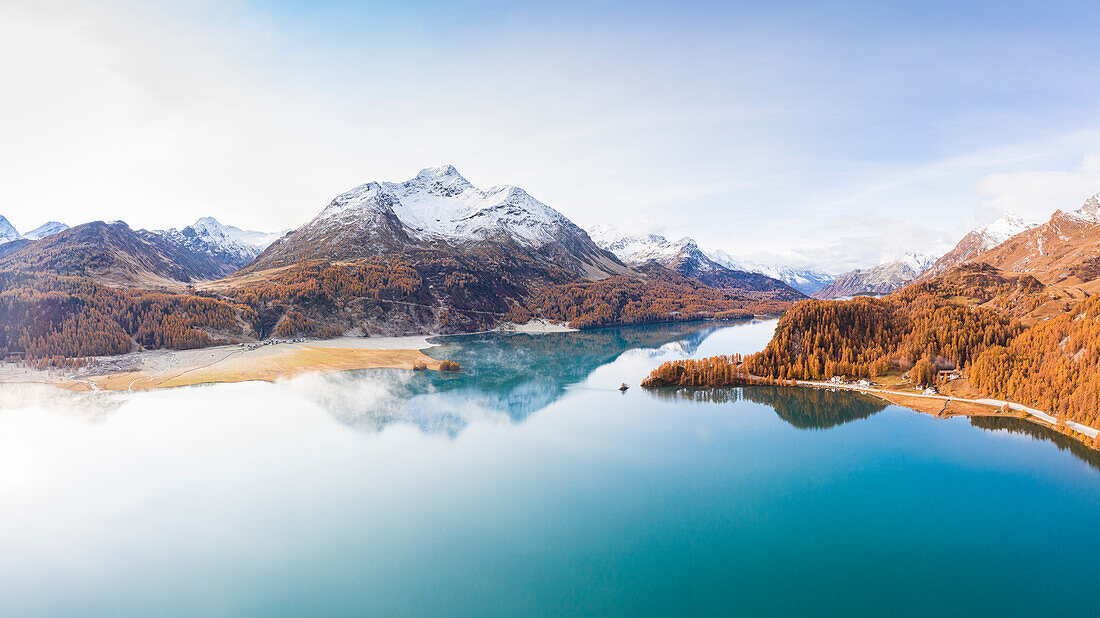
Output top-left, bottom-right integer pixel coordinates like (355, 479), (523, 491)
(647, 385), (886, 430)
(333, 320), (730, 433)
(969, 416), (1100, 473)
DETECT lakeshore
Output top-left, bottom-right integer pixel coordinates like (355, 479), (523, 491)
(792, 379), (1100, 445)
(0, 336), (442, 392)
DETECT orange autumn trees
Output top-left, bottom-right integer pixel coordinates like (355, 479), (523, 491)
(640, 262), (1100, 433)
(530, 269), (784, 329)
(968, 295), (1100, 430)
(643, 287), (1021, 391)
(641, 354), (755, 387)
(742, 294), (1020, 381)
(909, 357), (937, 388)
(0, 270), (246, 360)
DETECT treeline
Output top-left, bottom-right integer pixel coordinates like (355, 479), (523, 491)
(742, 294), (1021, 381)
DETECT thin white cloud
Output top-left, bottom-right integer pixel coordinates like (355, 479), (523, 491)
(976, 153), (1100, 221)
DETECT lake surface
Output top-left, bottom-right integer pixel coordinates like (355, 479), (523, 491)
(1, 319), (1098, 616)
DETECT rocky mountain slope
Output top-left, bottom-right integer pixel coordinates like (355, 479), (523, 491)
(914, 213), (1037, 283)
(967, 194), (1100, 288)
(815, 252), (936, 299)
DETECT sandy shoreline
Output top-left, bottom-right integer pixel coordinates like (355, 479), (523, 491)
(0, 318), (576, 393)
(0, 335), (444, 392)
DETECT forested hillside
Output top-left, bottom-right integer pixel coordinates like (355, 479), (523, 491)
(642, 260), (1100, 435)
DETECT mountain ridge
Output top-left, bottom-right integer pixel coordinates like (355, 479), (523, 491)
(254, 166), (632, 281)
(588, 225), (806, 301)
(914, 212), (1038, 283)
(816, 252), (936, 299)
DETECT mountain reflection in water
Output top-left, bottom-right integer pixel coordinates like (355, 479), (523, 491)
(322, 320), (724, 433)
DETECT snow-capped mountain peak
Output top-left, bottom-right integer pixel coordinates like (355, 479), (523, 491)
(896, 251), (937, 274)
(0, 215), (21, 243)
(316, 166), (578, 248)
(975, 212), (1037, 248)
(155, 217), (283, 270)
(589, 227), (718, 271)
(1068, 192), (1100, 222)
(22, 221), (69, 240)
(253, 167), (632, 280)
(913, 211), (1038, 284)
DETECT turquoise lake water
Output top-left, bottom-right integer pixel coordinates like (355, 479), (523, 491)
(0, 319), (1098, 616)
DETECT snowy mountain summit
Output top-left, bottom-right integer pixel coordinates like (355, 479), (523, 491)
(318, 165), (583, 248)
(589, 226), (721, 272)
(157, 217), (284, 270)
(254, 166), (630, 279)
(974, 212), (1038, 249)
(1067, 193), (1100, 222)
(23, 221), (69, 240)
(0, 215), (20, 244)
(896, 251), (937, 274)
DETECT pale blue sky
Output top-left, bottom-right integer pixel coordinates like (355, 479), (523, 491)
(1, 0), (1098, 270)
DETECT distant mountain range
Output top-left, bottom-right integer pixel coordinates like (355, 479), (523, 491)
(708, 251), (836, 296)
(0, 215), (283, 285)
(0, 216), (69, 244)
(154, 217), (285, 272)
(588, 226), (814, 298)
(0, 166), (800, 357)
(5, 159), (1095, 363)
(815, 252), (938, 299)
